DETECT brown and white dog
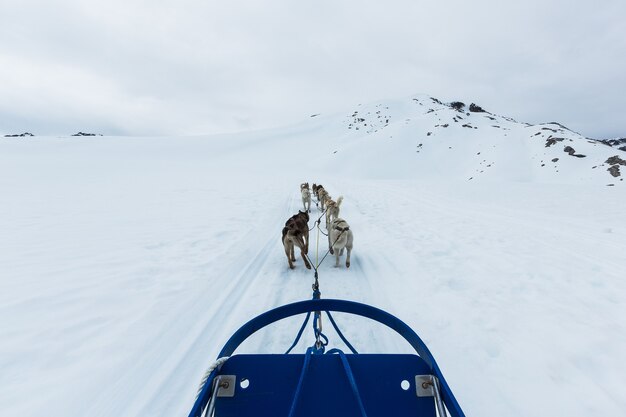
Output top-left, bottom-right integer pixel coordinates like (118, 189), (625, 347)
(317, 187), (329, 210)
(328, 217), (353, 268)
(313, 184), (324, 201)
(325, 195), (343, 227)
(282, 211), (311, 269)
(312, 183), (320, 198)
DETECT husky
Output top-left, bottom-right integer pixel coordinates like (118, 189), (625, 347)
(312, 183), (321, 198)
(318, 188), (329, 210)
(301, 187), (311, 213)
(282, 226), (312, 270)
(300, 182), (309, 191)
(328, 218), (353, 268)
(285, 210), (310, 254)
(314, 184), (324, 201)
(325, 196), (343, 227)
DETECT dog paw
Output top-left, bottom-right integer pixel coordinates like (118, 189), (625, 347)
(329, 249), (334, 255)
(346, 262), (350, 268)
(306, 264), (312, 270)
(289, 265), (295, 269)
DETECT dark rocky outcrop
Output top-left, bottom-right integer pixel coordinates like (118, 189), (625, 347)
(606, 155), (626, 166)
(564, 146), (586, 158)
(469, 103), (486, 112)
(598, 138), (626, 147)
(449, 101), (465, 111)
(545, 137), (565, 147)
(4, 132), (34, 137)
(606, 155), (626, 178)
(608, 165), (621, 177)
(72, 132), (98, 136)
(596, 138), (626, 152)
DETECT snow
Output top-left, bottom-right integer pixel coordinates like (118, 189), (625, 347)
(1, 96), (625, 417)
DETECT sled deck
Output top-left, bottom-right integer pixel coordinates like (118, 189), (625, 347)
(188, 299), (466, 417)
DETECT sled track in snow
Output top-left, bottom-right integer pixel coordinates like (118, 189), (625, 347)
(87, 194), (298, 417)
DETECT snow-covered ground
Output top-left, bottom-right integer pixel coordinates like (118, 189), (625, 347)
(1, 97), (625, 417)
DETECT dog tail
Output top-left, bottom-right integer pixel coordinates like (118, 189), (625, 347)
(336, 195), (343, 208)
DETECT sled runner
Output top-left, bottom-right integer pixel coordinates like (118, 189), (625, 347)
(188, 298), (466, 417)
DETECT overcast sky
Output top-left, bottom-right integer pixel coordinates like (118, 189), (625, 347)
(1, 0), (624, 138)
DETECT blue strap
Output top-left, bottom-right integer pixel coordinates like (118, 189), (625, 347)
(312, 311), (328, 353)
(326, 349), (369, 417)
(287, 347), (315, 417)
(325, 311), (359, 354)
(285, 312), (311, 354)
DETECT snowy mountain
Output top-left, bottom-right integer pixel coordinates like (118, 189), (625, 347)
(300, 94), (626, 184)
(1, 95), (625, 417)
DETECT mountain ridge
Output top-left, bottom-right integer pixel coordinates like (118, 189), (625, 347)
(301, 94), (626, 185)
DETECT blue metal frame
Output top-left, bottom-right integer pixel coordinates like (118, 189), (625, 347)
(189, 299), (466, 417)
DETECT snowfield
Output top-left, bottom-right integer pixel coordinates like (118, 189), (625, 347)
(1, 96), (625, 417)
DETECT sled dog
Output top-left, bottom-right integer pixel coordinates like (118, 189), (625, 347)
(325, 196), (343, 227)
(317, 188), (329, 210)
(314, 184), (324, 201)
(282, 211), (311, 269)
(312, 184), (321, 199)
(301, 187), (312, 213)
(328, 217), (353, 268)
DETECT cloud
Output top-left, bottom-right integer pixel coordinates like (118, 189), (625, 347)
(1, 0), (625, 137)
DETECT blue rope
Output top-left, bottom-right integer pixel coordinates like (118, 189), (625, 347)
(285, 312), (311, 354)
(287, 347), (315, 417)
(325, 311), (359, 354)
(326, 349), (369, 417)
(286, 281), (323, 354)
(312, 312), (328, 353)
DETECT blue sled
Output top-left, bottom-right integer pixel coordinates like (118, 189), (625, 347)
(188, 299), (466, 417)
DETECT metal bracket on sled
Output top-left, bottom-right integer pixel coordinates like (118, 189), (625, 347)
(415, 375), (448, 417)
(415, 375), (436, 397)
(216, 375), (236, 397)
